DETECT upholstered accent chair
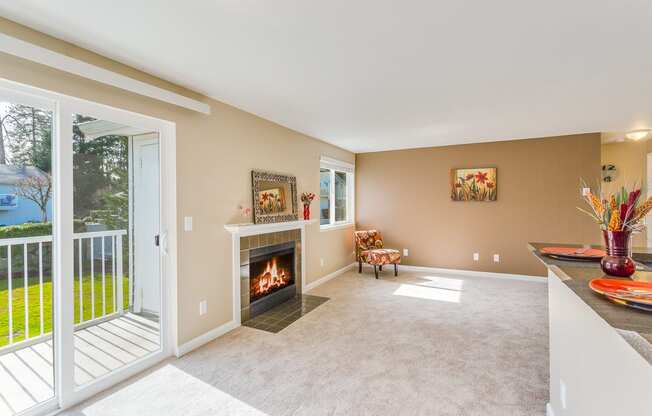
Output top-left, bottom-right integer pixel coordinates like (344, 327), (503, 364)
(354, 230), (401, 279)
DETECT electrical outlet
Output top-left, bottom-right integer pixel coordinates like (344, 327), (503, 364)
(403, 248), (409, 256)
(560, 379), (567, 410)
(199, 300), (207, 316)
(473, 253), (479, 261)
(184, 216), (193, 232)
(581, 187), (591, 196)
(493, 254), (500, 263)
(320, 258), (325, 267)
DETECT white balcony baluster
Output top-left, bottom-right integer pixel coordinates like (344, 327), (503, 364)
(101, 237), (106, 316)
(23, 244), (28, 340)
(78, 238), (83, 323)
(8, 245), (12, 345)
(39, 242), (44, 336)
(116, 235), (123, 314)
(112, 235), (116, 312)
(90, 238), (95, 320)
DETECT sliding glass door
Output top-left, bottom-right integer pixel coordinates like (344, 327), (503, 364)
(0, 80), (173, 416)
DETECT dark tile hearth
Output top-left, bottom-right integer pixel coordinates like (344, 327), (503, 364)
(243, 294), (329, 333)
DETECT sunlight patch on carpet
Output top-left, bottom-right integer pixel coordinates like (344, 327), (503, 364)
(393, 283), (461, 303)
(73, 364), (268, 416)
(418, 275), (465, 291)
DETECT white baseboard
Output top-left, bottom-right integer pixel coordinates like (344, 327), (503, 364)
(546, 403), (555, 416)
(304, 263), (355, 292)
(361, 263), (545, 283)
(175, 320), (239, 357)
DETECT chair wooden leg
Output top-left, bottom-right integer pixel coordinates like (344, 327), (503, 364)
(358, 260), (362, 273)
(374, 265), (378, 279)
(394, 263), (398, 276)
(379, 265), (383, 272)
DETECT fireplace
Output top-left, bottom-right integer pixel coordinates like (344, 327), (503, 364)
(247, 241), (296, 317)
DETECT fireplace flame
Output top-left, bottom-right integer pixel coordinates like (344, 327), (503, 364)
(253, 257), (291, 298)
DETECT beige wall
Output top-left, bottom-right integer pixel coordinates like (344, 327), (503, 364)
(0, 18), (355, 345)
(601, 140), (647, 191)
(601, 140), (648, 246)
(356, 133), (602, 277)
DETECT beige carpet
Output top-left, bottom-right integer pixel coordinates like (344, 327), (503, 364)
(63, 269), (549, 416)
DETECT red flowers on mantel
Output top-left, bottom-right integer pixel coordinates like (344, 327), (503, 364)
(301, 192), (316, 220)
(300, 192), (315, 205)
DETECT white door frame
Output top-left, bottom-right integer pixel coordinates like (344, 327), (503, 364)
(0, 78), (178, 414)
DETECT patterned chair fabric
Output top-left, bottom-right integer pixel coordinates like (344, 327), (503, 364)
(360, 248), (402, 265)
(354, 230), (401, 269)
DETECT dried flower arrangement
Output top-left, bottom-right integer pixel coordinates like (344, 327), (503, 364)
(578, 180), (652, 233)
(301, 192), (316, 206)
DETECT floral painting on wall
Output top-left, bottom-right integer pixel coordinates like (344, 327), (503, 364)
(451, 168), (497, 201)
(257, 188), (286, 214)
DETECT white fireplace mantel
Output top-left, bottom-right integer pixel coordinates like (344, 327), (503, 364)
(224, 219), (317, 325)
(224, 219), (317, 237)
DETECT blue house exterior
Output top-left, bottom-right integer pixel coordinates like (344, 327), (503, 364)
(0, 165), (53, 226)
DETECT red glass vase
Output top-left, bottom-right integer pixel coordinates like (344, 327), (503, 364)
(303, 204), (310, 220)
(600, 230), (635, 277)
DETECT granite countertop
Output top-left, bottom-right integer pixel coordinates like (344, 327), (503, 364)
(528, 242), (652, 364)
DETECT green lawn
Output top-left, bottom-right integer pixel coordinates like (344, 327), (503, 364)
(0, 274), (129, 347)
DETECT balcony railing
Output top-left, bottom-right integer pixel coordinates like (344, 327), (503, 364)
(0, 229), (128, 352)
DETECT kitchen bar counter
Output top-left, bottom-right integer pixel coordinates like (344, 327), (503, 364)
(529, 242), (652, 416)
(529, 242), (652, 352)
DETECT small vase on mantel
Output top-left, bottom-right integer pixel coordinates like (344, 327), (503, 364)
(300, 192), (315, 221)
(601, 230), (636, 277)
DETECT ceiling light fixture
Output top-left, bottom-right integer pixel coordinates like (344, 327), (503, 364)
(625, 129), (651, 141)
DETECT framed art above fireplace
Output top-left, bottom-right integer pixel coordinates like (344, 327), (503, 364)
(252, 170), (298, 223)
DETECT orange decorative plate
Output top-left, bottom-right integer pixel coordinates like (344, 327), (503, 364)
(603, 294), (652, 312)
(589, 279), (652, 311)
(540, 246), (605, 261)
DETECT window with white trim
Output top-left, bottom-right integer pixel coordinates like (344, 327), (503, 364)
(319, 156), (354, 229)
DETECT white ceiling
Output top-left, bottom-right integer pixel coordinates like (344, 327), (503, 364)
(1, 1), (651, 153)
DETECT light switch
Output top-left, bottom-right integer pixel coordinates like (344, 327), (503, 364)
(473, 253), (479, 261)
(184, 216), (193, 232)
